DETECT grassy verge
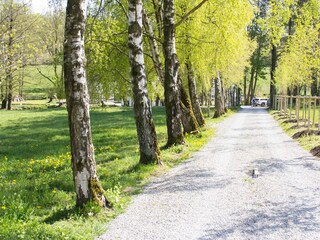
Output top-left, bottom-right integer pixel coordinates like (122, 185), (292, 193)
(0, 107), (236, 239)
(22, 65), (60, 100)
(271, 110), (320, 154)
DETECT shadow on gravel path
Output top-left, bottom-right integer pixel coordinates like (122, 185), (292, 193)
(201, 198), (320, 239)
(98, 106), (320, 240)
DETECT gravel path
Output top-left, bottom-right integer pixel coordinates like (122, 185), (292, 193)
(98, 106), (320, 240)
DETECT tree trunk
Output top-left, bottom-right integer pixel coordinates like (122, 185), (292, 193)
(248, 66), (255, 103)
(213, 72), (225, 118)
(252, 69), (258, 99)
(142, 8), (164, 85)
(163, 0), (184, 147)
(128, 0), (161, 164)
(152, 0), (163, 39)
(0, 78), (6, 109)
(201, 90), (206, 106)
(231, 86), (235, 107)
(1, 99), (7, 109)
(6, 3), (13, 110)
(311, 70), (318, 96)
(243, 71), (247, 105)
(186, 61), (205, 126)
(304, 85), (307, 96)
(7, 78), (12, 110)
(221, 78), (228, 113)
(18, 66), (25, 97)
(270, 44), (277, 108)
(179, 77), (199, 134)
(64, 0), (108, 207)
(237, 87), (241, 106)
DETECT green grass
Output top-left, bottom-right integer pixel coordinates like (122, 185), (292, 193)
(17, 65), (59, 100)
(0, 107), (236, 239)
(11, 99), (65, 110)
(271, 108), (320, 153)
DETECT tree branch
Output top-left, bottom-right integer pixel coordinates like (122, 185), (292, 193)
(175, 0), (209, 28)
(36, 67), (55, 85)
(113, 68), (130, 84)
(89, 39), (128, 56)
(115, 0), (129, 19)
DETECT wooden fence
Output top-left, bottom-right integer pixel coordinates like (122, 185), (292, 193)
(274, 95), (320, 131)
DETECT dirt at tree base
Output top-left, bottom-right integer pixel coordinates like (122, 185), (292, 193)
(311, 146), (320, 157)
(283, 119), (297, 124)
(292, 130), (320, 139)
(290, 125), (305, 130)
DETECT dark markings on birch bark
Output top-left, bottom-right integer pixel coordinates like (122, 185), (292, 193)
(64, 0), (108, 207)
(163, 0), (184, 147)
(142, 8), (164, 85)
(128, 0), (161, 164)
(186, 61), (205, 126)
(180, 78), (200, 134)
(213, 72), (226, 118)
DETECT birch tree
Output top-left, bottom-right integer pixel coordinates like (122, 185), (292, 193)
(64, 0), (108, 207)
(37, 0), (65, 99)
(0, 1), (33, 110)
(163, 0), (184, 146)
(128, 0), (161, 164)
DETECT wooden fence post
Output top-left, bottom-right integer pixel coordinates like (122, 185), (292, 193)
(295, 96), (298, 120)
(290, 95), (293, 119)
(284, 96), (286, 116)
(273, 95), (276, 110)
(297, 96), (300, 127)
(318, 98), (320, 131)
(308, 97), (311, 131)
(313, 97), (316, 128)
(285, 96), (288, 117)
(303, 97), (306, 126)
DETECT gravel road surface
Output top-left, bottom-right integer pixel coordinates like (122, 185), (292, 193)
(98, 106), (320, 240)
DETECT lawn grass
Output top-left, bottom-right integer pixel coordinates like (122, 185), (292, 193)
(11, 99), (64, 110)
(17, 65), (59, 100)
(0, 106), (236, 239)
(271, 109), (320, 154)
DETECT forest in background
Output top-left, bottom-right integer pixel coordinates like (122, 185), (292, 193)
(1, 0), (319, 109)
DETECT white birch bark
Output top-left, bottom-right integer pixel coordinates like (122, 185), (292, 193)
(142, 9), (164, 85)
(128, 0), (160, 164)
(213, 72), (226, 118)
(163, 0), (184, 146)
(64, 0), (108, 207)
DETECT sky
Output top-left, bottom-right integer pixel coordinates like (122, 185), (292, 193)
(31, 0), (49, 14)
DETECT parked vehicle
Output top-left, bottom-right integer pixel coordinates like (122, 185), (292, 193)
(252, 98), (269, 107)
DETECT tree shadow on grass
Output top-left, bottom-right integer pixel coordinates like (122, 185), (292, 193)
(1, 107), (166, 162)
(43, 206), (84, 224)
(1, 107), (167, 224)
